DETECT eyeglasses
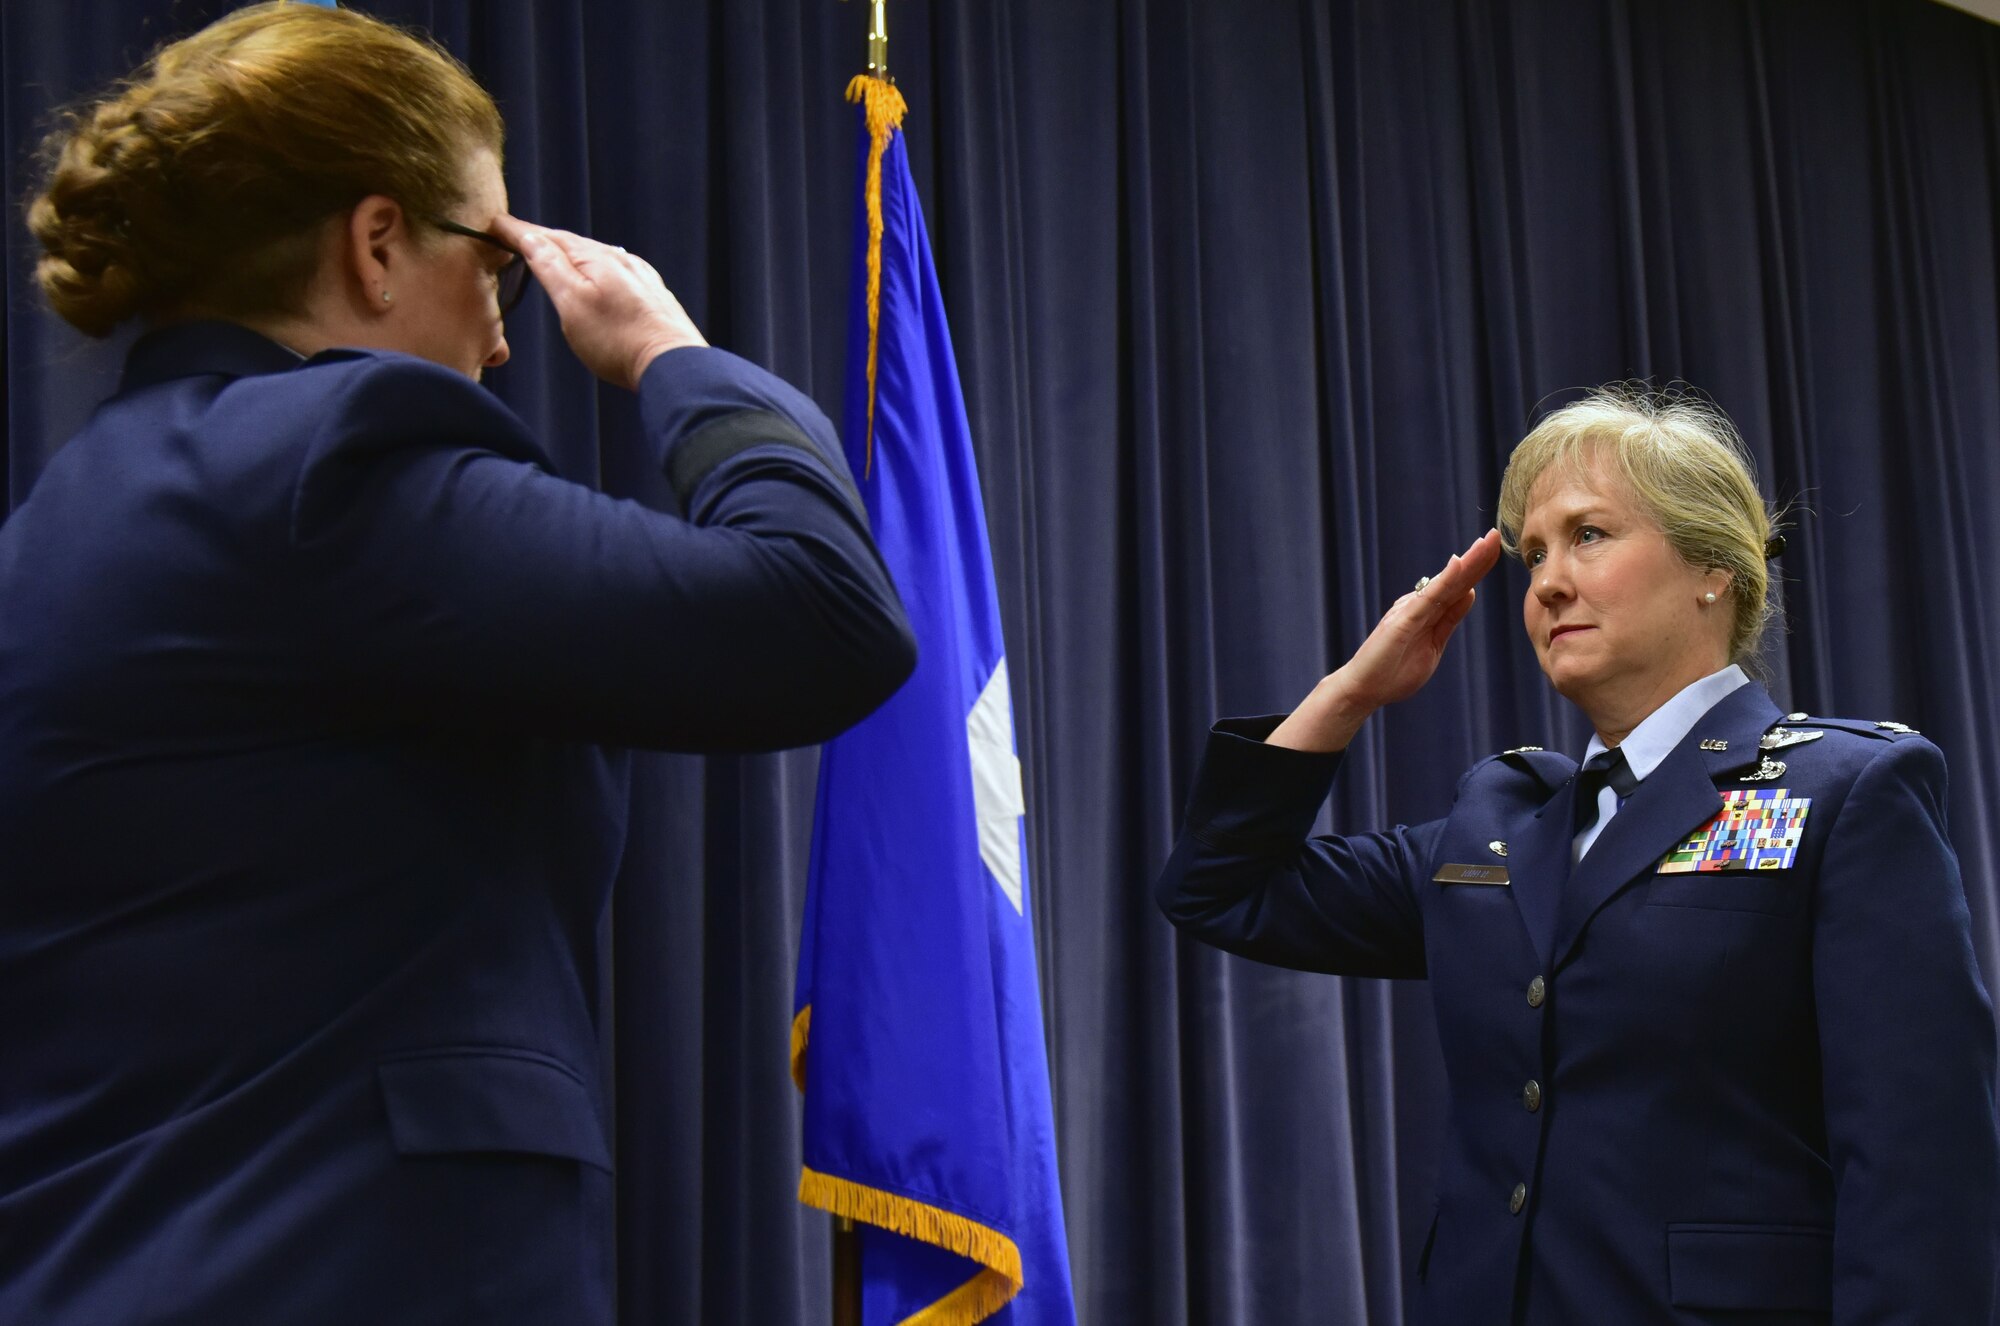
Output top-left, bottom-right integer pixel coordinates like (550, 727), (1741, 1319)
(427, 216), (532, 314)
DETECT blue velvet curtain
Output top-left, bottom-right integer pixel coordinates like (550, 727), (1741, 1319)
(6, 1), (1998, 1321)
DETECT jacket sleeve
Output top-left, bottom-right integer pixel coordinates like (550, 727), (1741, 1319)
(1811, 737), (2000, 1323)
(287, 346), (916, 752)
(1154, 716), (1434, 978)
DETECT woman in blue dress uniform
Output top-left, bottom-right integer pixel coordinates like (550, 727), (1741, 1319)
(1157, 389), (1998, 1324)
(0, 6), (912, 1323)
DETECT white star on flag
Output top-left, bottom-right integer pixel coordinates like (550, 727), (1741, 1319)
(967, 658), (1025, 914)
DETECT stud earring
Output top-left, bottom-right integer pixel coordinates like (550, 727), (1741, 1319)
(1704, 592), (1718, 603)
(381, 291), (392, 303)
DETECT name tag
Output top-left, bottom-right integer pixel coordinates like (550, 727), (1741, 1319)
(1433, 863), (1510, 886)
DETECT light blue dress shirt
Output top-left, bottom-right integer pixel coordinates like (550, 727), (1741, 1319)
(1572, 663), (1751, 862)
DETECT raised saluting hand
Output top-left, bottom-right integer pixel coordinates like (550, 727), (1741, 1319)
(1267, 528), (1505, 752)
(491, 216), (706, 391)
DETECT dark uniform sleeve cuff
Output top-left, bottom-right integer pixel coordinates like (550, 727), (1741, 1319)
(636, 346), (863, 520)
(661, 408), (865, 518)
(1183, 715), (1345, 852)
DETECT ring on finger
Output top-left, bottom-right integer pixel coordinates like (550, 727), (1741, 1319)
(1413, 575), (1432, 593)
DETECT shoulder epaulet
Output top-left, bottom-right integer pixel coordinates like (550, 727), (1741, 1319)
(1489, 745), (1576, 791)
(1772, 712), (1921, 740)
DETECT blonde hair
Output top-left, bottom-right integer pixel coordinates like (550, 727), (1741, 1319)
(1496, 385), (1780, 663)
(27, 1), (502, 337)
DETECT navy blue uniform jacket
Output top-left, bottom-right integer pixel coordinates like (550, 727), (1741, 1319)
(1157, 681), (1999, 1325)
(0, 322), (915, 1323)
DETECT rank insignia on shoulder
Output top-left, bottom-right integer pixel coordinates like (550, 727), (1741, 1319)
(1502, 745), (1545, 755)
(1659, 788), (1811, 873)
(1759, 727), (1825, 752)
(1876, 720), (1920, 735)
(1738, 757), (1787, 782)
(1698, 738), (1729, 752)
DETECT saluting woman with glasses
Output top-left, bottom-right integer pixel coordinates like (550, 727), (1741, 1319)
(0, 6), (913, 1323)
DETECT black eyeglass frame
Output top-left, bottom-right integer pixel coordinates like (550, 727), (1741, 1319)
(426, 216), (532, 315)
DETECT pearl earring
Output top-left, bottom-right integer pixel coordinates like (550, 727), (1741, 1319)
(381, 291), (392, 303)
(1704, 592), (1718, 603)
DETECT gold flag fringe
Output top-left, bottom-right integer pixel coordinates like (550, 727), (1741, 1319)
(793, 1011), (1023, 1321)
(799, 1166), (1024, 1326)
(790, 1003), (810, 1093)
(902, 1269), (1021, 1326)
(845, 74), (907, 480)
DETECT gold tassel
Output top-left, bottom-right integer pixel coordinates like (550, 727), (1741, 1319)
(790, 1003), (811, 1093)
(845, 74), (908, 480)
(799, 1166), (1025, 1325)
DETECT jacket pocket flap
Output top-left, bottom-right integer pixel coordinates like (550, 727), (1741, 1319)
(1646, 873), (1803, 915)
(378, 1050), (611, 1171)
(1666, 1223), (1832, 1312)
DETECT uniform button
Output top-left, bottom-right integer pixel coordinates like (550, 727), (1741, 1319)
(1509, 1182), (1527, 1215)
(1526, 975), (1546, 1008)
(1522, 1080), (1542, 1112)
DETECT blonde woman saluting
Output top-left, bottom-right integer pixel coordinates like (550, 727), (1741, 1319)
(1158, 388), (1997, 1324)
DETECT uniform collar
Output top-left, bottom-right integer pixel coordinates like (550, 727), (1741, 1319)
(121, 320), (306, 394)
(1547, 679), (1785, 968)
(1581, 663), (1751, 781)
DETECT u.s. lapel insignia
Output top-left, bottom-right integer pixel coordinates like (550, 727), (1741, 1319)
(1659, 787), (1812, 873)
(1759, 727), (1824, 752)
(1488, 840), (1508, 858)
(1876, 720), (1919, 735)
(1698, 738), (1728, 752)
(1739, 756), (1787, 782)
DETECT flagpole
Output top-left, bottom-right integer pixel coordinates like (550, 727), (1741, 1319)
(866, 0), (888, 77)
(833, 1), (888, 1304)
(831, 2), (888, 1321)
(832, 1214), (861, 1326)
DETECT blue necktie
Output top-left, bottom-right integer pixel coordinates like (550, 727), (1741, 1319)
(1573, 748), (1639, 838)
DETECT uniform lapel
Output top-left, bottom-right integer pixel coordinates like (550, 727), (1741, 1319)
(1510, 778), (1579, 972)
(1549, 682), (1784, 970)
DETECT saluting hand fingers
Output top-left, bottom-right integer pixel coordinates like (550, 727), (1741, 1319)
(1413, 529), (1503, 607)
(493, 219), (584, 299)
(489, 214), (706, 389)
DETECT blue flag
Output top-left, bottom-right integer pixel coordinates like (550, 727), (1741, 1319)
(792, 78), (1076, 1326)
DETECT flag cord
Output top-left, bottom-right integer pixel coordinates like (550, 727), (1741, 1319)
(846, 74), (907, 480)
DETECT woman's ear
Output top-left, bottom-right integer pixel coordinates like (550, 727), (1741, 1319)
(344, 195), (407, 317)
